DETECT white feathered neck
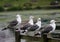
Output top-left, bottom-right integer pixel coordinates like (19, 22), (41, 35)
(28, 18), (34, 25)
(50, 22), (56, 30)
(36, 18), (41, 28)
(16, 14), (21, 24)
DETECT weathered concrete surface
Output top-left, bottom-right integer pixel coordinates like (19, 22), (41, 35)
(5, 37), (15, 42)
(0, 29), (15, 42)
(0, 31), (5, 42)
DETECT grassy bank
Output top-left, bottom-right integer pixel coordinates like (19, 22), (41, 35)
(0, 0), (57, 7)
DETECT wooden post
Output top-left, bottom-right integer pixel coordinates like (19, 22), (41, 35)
(42, 34), (50, 42)
(15, 29), (21, 42)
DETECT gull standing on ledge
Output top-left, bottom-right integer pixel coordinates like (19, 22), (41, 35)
(20, 16), (34, 33)
(2, 14), (22, 31)
(25, 18), (41, 34)
(40, 20), (56, 36)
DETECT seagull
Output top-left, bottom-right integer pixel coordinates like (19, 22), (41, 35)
(36, 20), (56, 36)
(2, 14), (22, 31)
(25, 18), (41, 33)
(20, 16), (34, 33)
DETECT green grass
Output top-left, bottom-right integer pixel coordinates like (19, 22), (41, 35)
(0, 0), (58, 7)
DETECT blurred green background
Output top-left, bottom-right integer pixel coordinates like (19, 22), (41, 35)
(0, 0), (54, 7)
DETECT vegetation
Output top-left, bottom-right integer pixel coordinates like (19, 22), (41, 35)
(0, 0), (60, 11)
(0, 0), (60, 7)
(0, 6), (4, 11)
(7, 6), (23, 11)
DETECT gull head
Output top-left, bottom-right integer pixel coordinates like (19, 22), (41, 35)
(16, 14), (21, 18)
(50, 20), (56, 24)
(37, 18), (41, 21)
(29, 16), (34, 19)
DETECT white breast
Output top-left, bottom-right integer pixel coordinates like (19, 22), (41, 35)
(49, 23), (56, 33)
(28, 19), (34, 25)
(36, 21), (41, 28)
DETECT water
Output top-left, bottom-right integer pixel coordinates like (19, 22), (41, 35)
(0, 10), (60, 42)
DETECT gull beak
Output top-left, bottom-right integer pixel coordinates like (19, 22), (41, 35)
(54, 20), (56, 22)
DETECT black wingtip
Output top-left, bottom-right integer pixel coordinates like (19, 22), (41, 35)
(22, 30), (26, 33)
(34, 33), (41, 36)
(1, 28), (7, 31)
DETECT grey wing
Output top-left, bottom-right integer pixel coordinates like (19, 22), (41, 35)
(20, 23), (32, 30)
(8, 20), (18, 27)
(28, 25), (39, 31)
(41, 26), (53, 33)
